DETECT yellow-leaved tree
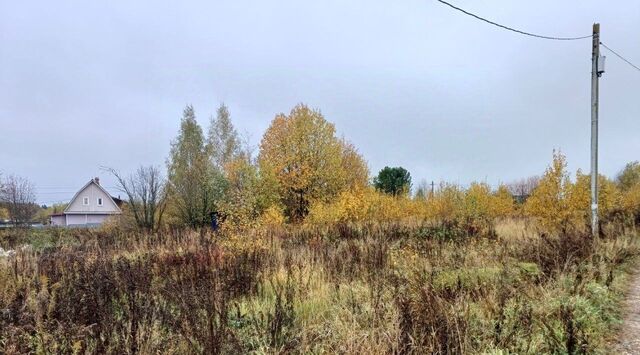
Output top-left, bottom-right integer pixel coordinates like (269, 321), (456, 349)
(461, 183), (494, 227)
(621, 183), (640, 223)
(461, 183), (515, 224)
(340, 139), (370, 190)
(617, 161), (640, 224)
(524, 151), (577, 232)
(258, 104), (368, 221)
(567, 170), (620, 224)
(525, 152), (622, 233)
(428, 182), (514, 233)
(424, 183), (465, 223)
(492, 184), (516, 218)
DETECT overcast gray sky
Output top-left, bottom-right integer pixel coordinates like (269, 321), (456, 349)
(1, 0), (639, 204)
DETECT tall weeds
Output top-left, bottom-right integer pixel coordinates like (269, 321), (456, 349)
(0, 221), (637, 354)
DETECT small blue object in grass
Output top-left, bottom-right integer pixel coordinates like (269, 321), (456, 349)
(211, 212), (219, 231)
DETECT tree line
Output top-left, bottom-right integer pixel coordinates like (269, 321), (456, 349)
(3, 103), (640, 232)
(109, 103), (372, 231)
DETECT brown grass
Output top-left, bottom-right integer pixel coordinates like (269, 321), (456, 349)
(0, 220), (638, 354)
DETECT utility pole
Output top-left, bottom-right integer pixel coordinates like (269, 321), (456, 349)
(590, 23), (603, 237)
(430, 180), (435, 196)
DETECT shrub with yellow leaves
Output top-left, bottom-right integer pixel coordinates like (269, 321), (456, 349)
(568, 170), (621, 222)
(258, 205), (287, 227)
(306, 187), (375, 225)
(306, 187), (419, 225)
(524, 152), (577, 232)
(492, 184), (516, 218)
(306, 181), (513, 229)
(459, 182), (515, 232)
(524, 151), (624, 233)
(621, 183), (640, 223)
(422, 183), (465, 223)
(462, 183), (494, 221)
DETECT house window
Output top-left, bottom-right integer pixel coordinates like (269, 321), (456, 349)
(97, 198), (103, 206)
(83, 197), (89, 205)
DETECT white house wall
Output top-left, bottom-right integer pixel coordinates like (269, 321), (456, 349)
(65, 214), (112, 226)
(66, 182), (120, 214)
(50, 215), (66, 226)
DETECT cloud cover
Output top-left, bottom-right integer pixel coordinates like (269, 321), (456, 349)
(1, 0), (639, 204)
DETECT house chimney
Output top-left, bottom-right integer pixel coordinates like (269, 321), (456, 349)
(94, 177), (100, 185)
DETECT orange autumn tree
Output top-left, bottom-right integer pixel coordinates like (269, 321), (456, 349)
(258, 104), (368, 221)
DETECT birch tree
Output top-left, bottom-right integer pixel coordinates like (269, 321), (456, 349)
(207, 103), (241, 170)
(167, 105), (226, 228)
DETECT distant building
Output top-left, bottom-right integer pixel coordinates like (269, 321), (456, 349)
(513, 194), (530, 204)
(50, 177), (122, 227)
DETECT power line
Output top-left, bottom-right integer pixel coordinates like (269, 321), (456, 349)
(38, 200), (69, 205)
(600, 42), (640, 72)
(435, 0), (592, 41)
(37, 192), (77, 195)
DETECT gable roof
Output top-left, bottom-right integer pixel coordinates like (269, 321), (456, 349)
(63, 178), (122, 214)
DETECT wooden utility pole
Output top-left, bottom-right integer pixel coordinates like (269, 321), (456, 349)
(590, 23), (602, 237)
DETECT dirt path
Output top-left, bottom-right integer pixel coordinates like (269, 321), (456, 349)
(615, 270), (640, 354)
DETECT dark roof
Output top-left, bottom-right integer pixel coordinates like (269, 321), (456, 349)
(111, 196), (125, 206)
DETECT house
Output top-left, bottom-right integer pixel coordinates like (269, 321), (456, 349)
(50, 177), (122, 227)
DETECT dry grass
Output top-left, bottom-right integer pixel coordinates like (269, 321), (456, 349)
(0, 220), (638, 354)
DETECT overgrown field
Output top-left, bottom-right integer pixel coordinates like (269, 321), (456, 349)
(1, 220), (638, 354)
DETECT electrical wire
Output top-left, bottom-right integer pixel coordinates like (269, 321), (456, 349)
(600, 42), (640, 72)
(436, 0), (592, 41)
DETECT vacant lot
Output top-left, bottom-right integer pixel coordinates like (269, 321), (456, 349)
(1, 220), (638, 354)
